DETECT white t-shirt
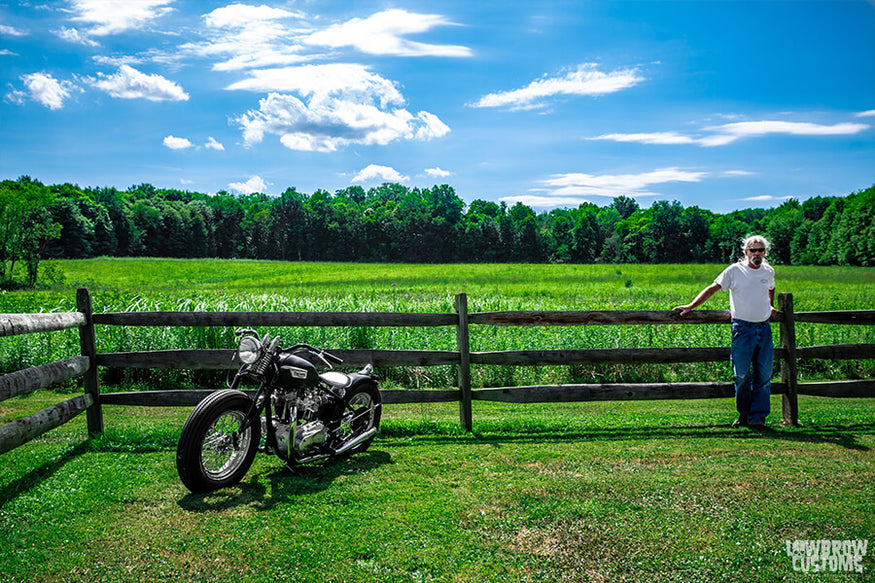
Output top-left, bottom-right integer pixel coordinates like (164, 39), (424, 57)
(714, 261), (775, 322)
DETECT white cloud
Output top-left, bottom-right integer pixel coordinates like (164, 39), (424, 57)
(227, 63), (404, 105)
(55, 26), (99, 47)
(722, 170), (755, 177)
(228, 175), (269, 194)
(0, 24), (28, 37)
(163, 135), (193, 149)
(351, 164), (409, 183)
(231, 65), (449, 152)
(91, 65), (189, 101)
(68, 0), (174, 36)
(204, 3), (304, 28)
(205, 137), (225, 151)
(530, 167), (707, 199)
(856, 109), (875, 118)
(183, 3), (308, 71)
(425, 167), (452, 178)
(593, 119), (871, 147)
(589, 132), (701, 145)
(740, 195), (794, 202)
(304, 9), (471, 57)
(707, 120), (870, 141)
(472, 63), (644, 110)
(21, 73), (73, 110)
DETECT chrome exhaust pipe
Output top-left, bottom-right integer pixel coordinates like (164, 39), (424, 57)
(333, 427), (378, 455)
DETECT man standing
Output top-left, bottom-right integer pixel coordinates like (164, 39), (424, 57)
(673, 235), (778, 429)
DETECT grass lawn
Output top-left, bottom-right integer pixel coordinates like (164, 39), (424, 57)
(1, 391), (873, 583)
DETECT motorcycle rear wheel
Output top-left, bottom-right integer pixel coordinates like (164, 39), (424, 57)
(335, 382), (381, 458)
(176, 389), (260, 493)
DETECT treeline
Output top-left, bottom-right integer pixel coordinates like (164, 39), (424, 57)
(2, 177), (874, 274)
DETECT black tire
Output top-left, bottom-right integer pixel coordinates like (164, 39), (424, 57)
(176, 389), (260, 493)
(335, 382), (381, 458)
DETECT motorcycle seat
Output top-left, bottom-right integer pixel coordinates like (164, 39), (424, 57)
(320, 371), (351, 390)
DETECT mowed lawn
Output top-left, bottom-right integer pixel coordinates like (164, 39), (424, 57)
(1, 392), (872, 583)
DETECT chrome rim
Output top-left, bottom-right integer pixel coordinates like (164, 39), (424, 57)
(201, 409), (252, 480)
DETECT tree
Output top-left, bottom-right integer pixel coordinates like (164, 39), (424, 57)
(0, 177), (60, 285)
(611, 195), (639, 220)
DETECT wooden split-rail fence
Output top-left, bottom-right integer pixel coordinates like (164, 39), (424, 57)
(2, 288), (874, 455)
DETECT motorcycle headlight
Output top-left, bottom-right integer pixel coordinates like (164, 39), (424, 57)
(238, 335), (262, 364)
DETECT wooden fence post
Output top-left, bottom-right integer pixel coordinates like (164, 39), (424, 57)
(455, 293), (473, 432)
(77, 288), (103, 437)
(778, 292), (799, 426)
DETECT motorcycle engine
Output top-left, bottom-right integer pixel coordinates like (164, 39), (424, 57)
(274, 387), (332, 458)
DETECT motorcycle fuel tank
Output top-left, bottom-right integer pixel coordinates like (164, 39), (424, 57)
(277, 353), (319, 387)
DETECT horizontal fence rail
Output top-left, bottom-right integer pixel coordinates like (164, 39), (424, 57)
(1, 288), (873, 454)
(0, 312), (85, 337)
(93, 311), (457, 327)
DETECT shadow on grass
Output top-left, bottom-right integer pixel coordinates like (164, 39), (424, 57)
(177, 449), (393, 513)
(380, 421), (875, 452)
(0, 441), (93, 507)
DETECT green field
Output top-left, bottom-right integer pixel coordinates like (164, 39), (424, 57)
(1, 258), (873, 388)
(1, 259), (873, 582)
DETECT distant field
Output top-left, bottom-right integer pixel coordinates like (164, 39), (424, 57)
(1, 258), (873, 388)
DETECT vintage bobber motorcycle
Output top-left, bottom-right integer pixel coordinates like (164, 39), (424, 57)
(176, 329), (381, 493)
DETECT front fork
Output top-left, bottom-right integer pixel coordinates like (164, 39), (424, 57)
(230, 374), (290, 463)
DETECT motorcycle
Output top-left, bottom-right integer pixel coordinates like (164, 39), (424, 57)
(176, 329), (381, 493)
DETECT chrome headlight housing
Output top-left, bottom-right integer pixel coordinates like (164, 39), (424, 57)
(237, 335), (262, 364)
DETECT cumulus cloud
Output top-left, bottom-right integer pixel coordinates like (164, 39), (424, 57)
(591, 119), (871, 147)
(55, 26), (100, 47)
(205, 137), (225, 150)
(21, 73), (74, 110)
(91, 65), (189, 101)
(425, 167), (452, 178)
(67, 0), (174, 36)
(228, 175), (269, 194)
(163, 135), (193, 149)
(471, 63), (644, 110)
(304, 9), (471, 57)
(351, 164), (409, 183)
(231, 64), (449, 152)
(856, 110), (875, 118)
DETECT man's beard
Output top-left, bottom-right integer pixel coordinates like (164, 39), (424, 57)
(750, 255), (763, 266)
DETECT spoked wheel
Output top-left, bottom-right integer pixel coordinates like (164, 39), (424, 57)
(176, 390), (260, 493)
(335, 382), (381, 458)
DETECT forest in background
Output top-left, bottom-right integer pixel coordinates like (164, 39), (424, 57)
(1, 176), (873, 287)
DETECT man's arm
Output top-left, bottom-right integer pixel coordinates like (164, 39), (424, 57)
(673, 282), (721, 316)
(769, 288), (777, 318)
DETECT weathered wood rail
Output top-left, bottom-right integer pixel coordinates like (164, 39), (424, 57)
(1, 289), (873, 454)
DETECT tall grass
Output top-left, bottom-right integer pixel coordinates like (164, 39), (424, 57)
(1, 258), (872, 389)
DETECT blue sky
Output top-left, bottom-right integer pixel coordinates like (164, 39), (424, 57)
(1, 0), (873, 214)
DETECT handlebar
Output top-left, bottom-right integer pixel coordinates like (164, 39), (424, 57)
(286, 343), (343, 366)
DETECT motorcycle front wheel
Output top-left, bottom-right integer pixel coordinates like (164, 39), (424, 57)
(176, 389), (260, 493)
(335, 382), (381, 458)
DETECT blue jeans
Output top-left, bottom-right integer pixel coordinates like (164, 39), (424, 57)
(730, 320), (773, 425)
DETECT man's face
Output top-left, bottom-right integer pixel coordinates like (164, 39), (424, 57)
(745, 245), (766, 267)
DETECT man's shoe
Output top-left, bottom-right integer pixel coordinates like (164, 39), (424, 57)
(731, 418), (748, 428)
(749, 423), (767, 431)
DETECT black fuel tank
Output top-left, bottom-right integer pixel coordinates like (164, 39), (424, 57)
(277, 353), (319, 387)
